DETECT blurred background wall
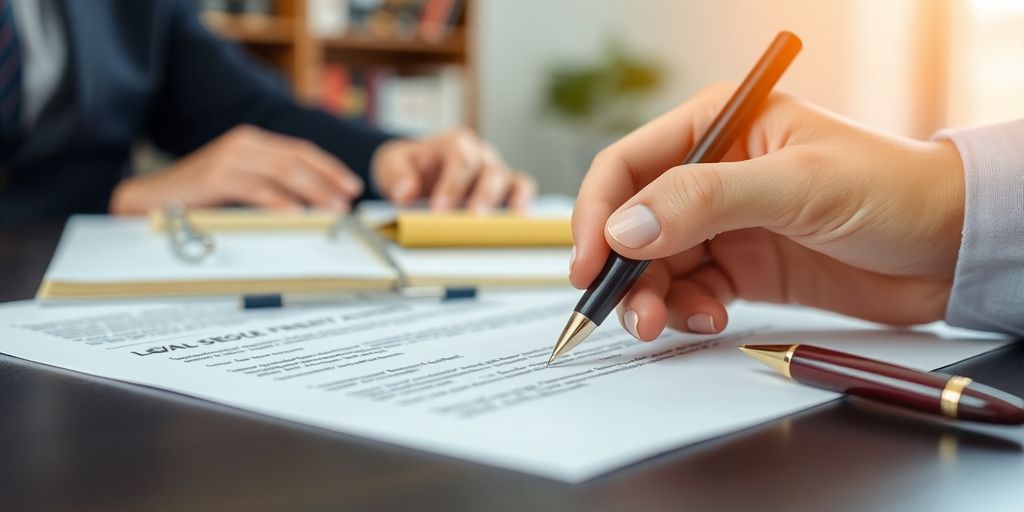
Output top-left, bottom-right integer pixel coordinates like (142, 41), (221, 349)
(198, 0), (1024, 194)
(478, 0), (1024, 193)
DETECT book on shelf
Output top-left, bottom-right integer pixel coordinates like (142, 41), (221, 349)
(322, 64), (464, 135)
(308, 0), (351, 36)
(196, 0), (275, 16)
(197, 0), (466, 42)
(310, 0), (465, 41)
(419, 0), (463, 42)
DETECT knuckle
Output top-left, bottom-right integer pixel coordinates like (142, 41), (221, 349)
(669, 166), (723, 214)
(228, 124), (257, 142)
(590, 147), (620, 171)
(481, 142), (501, 163)
(774, 147), (831, 226)
(448, 130), (482, 162)
(453, 127), (477, 142)
(769, 90), (799, 109)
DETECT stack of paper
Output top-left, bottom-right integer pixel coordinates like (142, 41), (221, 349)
(37, 215), (396, 299)
(38, 198), (574, 300)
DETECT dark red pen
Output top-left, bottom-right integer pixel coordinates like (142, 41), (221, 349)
(740, 344), (1024, 425)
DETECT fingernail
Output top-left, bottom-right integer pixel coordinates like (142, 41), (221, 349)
(623, 309), (640, 340)
(607, 205), (661, 248)
(686, 313), (717, 334)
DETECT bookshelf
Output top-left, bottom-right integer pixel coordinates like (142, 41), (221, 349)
(199, 0), (477, 130)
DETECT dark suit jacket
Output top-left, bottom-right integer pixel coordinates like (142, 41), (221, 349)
(0, 0), (392, 226)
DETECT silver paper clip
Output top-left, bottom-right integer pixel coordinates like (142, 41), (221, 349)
(165, 202), (215, 264)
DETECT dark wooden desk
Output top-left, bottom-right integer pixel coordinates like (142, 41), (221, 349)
(2, 222), (1022, 512)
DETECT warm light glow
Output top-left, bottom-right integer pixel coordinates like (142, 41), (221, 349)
(965, 0), (1024, 18)
(946, 0), (1024, 128)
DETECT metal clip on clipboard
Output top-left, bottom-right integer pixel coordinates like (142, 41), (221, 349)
(165, 203), (215, 264)
(235, 213), (479, 309)
(330, 213), (410, 289)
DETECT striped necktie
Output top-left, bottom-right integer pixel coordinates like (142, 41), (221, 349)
(0, 0), (22, 140)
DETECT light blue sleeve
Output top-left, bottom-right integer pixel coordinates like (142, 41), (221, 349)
(934, 121), (1024, 336)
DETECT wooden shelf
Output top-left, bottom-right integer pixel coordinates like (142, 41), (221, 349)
(321, 30), (467, 58)
(202, 12), (294, 45)
(198, 0), (477, 127)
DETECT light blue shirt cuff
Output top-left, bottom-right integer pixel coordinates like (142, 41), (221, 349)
(933, 120), (1024, 336)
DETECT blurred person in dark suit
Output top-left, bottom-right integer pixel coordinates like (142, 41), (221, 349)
(0, 0), (534, 226)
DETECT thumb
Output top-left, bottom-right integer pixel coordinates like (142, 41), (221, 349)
(604, 148), (814, 260)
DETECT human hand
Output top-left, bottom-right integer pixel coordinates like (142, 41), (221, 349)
(371, 129), (537, 213)
(569, 83), (965, 340)
(110, 125), (363, 214)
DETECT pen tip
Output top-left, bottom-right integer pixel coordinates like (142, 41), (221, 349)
(738, 344), (795, 378)
(547, 311), (598, 364)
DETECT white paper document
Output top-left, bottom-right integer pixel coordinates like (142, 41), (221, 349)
(0, 292), (1008, 482)
(42, 214), (570, 297)
(44, 215), (396, 284)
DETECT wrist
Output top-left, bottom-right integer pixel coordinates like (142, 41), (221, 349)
(924, 140), (966, 279)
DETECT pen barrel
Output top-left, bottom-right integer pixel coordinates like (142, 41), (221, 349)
(790, 345), (949, 414)
(685, 31), (801, 164)
(788, 345), (1024, 424)
(576, 254), (649, 325)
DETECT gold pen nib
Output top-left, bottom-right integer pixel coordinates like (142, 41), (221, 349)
(738, 344), (798, 379)
(547, 311), (598, 364)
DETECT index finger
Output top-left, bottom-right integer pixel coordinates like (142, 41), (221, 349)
(569, 83), (735, 289)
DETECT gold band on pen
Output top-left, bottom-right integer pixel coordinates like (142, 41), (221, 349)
(940, 375), (973, 419)
(781, 344), (798, 379)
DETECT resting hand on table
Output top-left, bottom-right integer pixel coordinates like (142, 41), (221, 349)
(569, 83), (965, 340)
(371, 128), (536, 213)
(110, 126), (535, 214)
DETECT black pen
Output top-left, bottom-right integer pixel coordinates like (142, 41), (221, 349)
(548, 31), (803, 364)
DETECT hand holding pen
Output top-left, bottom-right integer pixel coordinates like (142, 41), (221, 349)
(557, 32), (966, 359)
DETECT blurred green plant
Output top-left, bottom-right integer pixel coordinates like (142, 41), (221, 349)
(544, 40), (664, 134)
